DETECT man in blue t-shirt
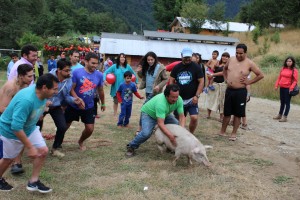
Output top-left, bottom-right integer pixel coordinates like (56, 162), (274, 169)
(64, 52), (105, 151)
(0, 74), (59, 193)
(47, 55), (57, 72)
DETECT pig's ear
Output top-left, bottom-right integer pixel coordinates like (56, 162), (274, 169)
(192, 147), (201, 154)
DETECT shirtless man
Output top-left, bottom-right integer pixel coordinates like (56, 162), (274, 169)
(0, 64), (34, 114)
(219, 43), (264, 141)
(0, 64), (34, 174)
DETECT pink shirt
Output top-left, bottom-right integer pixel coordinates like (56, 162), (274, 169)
(275, 67), (298, 91)
(8, 57), (33, 80)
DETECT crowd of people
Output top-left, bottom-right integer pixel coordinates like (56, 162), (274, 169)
(0, 43), (298, 193)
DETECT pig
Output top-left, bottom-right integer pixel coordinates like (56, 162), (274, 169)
(154, 124), (212, 167)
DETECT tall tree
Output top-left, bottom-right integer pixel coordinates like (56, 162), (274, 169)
(208, 1), (226, 30)
(180, 1), (208, 34)
(153, 0), (179, 29)
(238, 0), (300, 28)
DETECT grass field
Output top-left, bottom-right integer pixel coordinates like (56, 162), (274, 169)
(0, 29), (299, 199)
(1, 79), (299, 199)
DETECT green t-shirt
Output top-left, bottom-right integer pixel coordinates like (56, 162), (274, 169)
(141, 93), (184, 119)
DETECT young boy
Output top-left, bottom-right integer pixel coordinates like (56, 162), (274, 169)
(204, 50), (219, 93)
(116, 71), (144, 127)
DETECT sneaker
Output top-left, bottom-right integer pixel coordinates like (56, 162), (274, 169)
(51, 149), (65, 158)
(203, 87), (208, 94)
(273, 114), (282, 120)
(279, 116), (287, 122)
(11, 164), (25, 175)
(208, 85), (215, 91)
(126, 146), (135, 157)
(0, 178), (14, 191)
(26, 180), (52, 193)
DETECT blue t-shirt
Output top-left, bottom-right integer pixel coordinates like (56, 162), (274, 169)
(0, 85), (46, 140)
(72, 68), (103, 110)
(117, 82), (137, 105)
(71, 62), (84, 73)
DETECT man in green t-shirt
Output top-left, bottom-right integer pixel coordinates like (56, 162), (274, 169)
(126, 84), (185, 157)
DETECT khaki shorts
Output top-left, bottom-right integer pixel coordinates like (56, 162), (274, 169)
(0, 127), (46, 159)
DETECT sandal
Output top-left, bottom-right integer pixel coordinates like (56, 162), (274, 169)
(229, 136), (237, 141)
(240, 124), (248, 130)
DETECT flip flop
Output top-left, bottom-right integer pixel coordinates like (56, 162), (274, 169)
(218, 133), (227, 137)
(229, 137), (237, 141)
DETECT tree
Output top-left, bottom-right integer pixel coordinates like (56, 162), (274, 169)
(238, 0), (300, 28)
(208, 1), (226, 30)
(180, 1), (208, 34)
(48, 10), (74, 36)
(16, 32), (44, 50)
(153, 0), (179, 29)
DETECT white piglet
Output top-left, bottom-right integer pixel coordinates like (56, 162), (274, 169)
(154, 124), (212, 167)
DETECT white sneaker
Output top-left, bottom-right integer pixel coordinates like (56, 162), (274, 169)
(51, 149), (65, 157)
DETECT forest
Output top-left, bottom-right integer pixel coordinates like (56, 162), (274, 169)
(0, 0), (299, 49)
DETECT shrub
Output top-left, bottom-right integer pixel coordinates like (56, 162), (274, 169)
(259, 55), (282, 69)
(0, 56), (11, 71)
(270, 31), (280, 44)
(258, 36), (270, 55)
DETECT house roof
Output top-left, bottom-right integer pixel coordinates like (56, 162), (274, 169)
(100, 32), (238, 60)
(101, 32), (145, 40)
(170, 17), (256, 32)
(143, 30), (239, 44)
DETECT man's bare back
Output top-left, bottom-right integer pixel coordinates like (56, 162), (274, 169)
(0, 79), (24, 113)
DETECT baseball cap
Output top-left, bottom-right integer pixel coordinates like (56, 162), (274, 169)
(181, 47), (193, 57)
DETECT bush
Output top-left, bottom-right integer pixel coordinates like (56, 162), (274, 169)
(271, 31), (280, 44)
(252, 25), (262, 44)
(0, 56), (11, 71)
(259, 55), (282, 69)
(258, 36), (270, 55)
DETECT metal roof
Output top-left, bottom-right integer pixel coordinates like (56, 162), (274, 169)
(143, 30), (239, 44)
(170, 17), (256, 32)
(101, 32), (145, 40)
(100, 37), (237, 61)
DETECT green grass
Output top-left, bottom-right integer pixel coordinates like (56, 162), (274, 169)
(0, 70), (299, 199)
(273, 176), (293, 185)
(251, 158), (274, 167)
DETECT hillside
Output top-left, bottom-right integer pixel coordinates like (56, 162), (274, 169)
(73, 0), (157, 33)
(207, 0), (251, 19)
(72, 0), (250, 32)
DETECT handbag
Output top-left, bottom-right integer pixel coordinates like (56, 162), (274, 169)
(289, 69), (299, 96)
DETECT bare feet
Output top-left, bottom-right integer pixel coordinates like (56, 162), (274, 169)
(217, 133), (227, 137)
(228, 135), (237, 141)
(78, 141), (87, 151)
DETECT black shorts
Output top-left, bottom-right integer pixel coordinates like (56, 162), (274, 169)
(224, 87), (247, 117)
(65, 106), (95, 124)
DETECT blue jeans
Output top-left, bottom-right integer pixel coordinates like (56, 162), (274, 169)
(128, 112), (178, 149)
(279, 87), (291, 116)
(139, 93), (154, 126)
(117, 103), (132, 126)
